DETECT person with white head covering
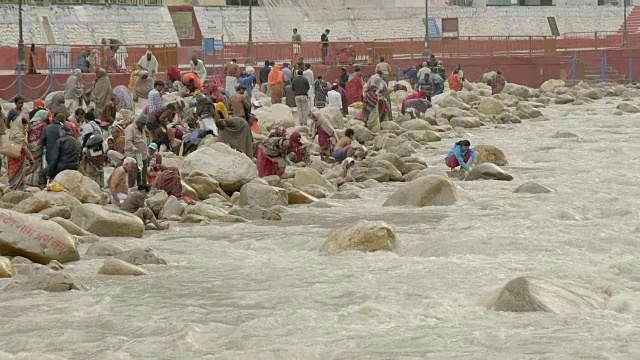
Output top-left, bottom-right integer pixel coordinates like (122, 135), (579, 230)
(190, 55), (207, 81)
(138, 50), (159, 81)
(64, 69), (84, 113)
(416, 62), (431, 84)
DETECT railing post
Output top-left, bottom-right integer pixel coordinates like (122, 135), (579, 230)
(17, 64), (23, 98)
(629, 57), (633, 84)
(49, 55), (55, 92)
(594, 31), (597, 50)
(572, 51), (577, 86)
(601, 50), (607, 85)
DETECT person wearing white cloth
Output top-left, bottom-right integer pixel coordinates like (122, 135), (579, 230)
(223, 59), (240, 97)
(327, 84), (343, 110)
(303, 63), (315, 107)
(64, 69), (84, 113)
(137, 51), (159, 81)
(190, 56), (207, 81)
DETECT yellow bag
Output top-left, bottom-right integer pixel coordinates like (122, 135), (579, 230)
(47, 183), (65, 192)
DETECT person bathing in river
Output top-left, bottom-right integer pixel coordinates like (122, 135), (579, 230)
(445, 140), (477, 170)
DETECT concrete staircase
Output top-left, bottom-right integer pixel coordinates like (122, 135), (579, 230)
(618, 5), (639, 34)
(583, 63), (627, 84)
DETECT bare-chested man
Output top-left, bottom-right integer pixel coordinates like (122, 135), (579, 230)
(109, 157), (136, 206)
(332, 128), (356, 162)
(223, 58), (240, 97)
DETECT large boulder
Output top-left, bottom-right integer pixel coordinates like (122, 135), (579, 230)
(0, 209), (80, 264)
(160, 195), (185, 220)
(516, 103), (543, 118)
(320, 220), (398, 253)
(287, 188), (319, 205)
(352, 125), (375, 143)
(578, 88), (601, 100)
(485, 276), (604, 313)
(51, 170), (103, 204)
(229, 205), (282, 221)
(437, 107), (473, 120)
(145, 191), (168, 216)
(181, 143), (258, 193)
(188, 203), (228, 220)
(239, 183), (288, 208)
(539, 79), (565, 94)
(40, 206), (72, 219)
(514, 182), (554, 194)
(86, 242), (125, 257)
(183, 172), (223, 200)
(319, 107), (345, 129)
(438, 94), (471, 110)
(457, 90), (481, 104)
(400, 130), (441, 144)
(0, 256), (13, 278)
(554, 94), (575, 104)
(292, 168), (336, 192)
(474, 145), (508, 166)
(383, 175), (460, 207)
(4, 264), (85, 292)
(503, 83), (534, 98)
(1, 191), (32, 204)
(49, 217), (92, 237)
(13, 197), (50, 213)
(450, 117), (482, 128)
(478, 97), (506, 116)
(33, 190), (82, 210)
(464, 163), (513, 181)
(400, 119), (432, 131)
(370, 160), (403, 182)
(98, 259), (148, 276)
(351, 166), (390, 183)
(253, 103), (297, 130)
(299, 184), (329, 199)
(70, 204), (145, 238)
(115, 248), (167, 265)
(616, 102), (640, 114)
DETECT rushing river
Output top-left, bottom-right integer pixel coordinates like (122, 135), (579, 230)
(1, 99), (640, 359)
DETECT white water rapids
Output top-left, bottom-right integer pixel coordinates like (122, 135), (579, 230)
(1, 99), (640, 359)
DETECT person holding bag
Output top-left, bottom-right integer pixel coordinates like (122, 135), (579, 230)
(3, 112), (34, 190)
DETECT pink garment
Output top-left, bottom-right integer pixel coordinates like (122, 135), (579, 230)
(317, 127), (331, 150)
(345, 72), (363, 105)
(257, 147), (283, 178)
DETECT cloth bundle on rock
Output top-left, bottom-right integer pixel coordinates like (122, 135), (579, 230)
(217, 116), (254, 158)
(154, 166), (183, 198)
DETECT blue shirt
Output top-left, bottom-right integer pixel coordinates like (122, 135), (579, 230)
(238, 74), (256, 98)
(259, 66), (271, 84)
(445, 143), (477, 169)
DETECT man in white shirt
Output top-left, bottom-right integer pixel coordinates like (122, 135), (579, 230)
(327, 84), (342, 110)
(303, 63), (315, 107)
(416, 62), (431, 83)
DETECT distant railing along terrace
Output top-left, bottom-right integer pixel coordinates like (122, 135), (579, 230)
(0, 0), (160, 5)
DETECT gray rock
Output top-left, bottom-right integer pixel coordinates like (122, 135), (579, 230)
(115, 248), (167, 265)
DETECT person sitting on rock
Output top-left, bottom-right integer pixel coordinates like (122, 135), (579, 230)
(445, 140), (477, 170)
(108, 157), (136, 206)
(491, 71), (506, 95)
(332, 128), (355, 163)
(120, 184), (169, 230)
(287, 131), (309, 165)
(146, 143), (162, 185)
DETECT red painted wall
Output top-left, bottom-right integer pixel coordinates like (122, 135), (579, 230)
(168, 6), (203, 48)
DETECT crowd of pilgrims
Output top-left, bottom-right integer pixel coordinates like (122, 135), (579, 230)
(0, 51), (506, 220)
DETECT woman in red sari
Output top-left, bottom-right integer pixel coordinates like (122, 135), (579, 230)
(6, 113), (34, 190)
(345, 68), (364, 106)
(287, 131), (308, 164)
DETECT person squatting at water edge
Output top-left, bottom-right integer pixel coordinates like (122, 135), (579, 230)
(445, 140), (477, 170)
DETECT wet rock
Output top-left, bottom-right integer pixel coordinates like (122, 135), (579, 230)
(383, 175), (460, 207)
(287, 188), (319, 205)
(299, 185), (329, 199)
(308, 200), (341, 208)
(369, 159), (403, 182)
(401, 119), (432, 131)
(478, 97), (506, 116)
(1, 190), (32, 204)
(496, 112), (521, 124)
(219, 215), (249, 223)
(183, 172), (223, 200)
(351, 166), (390, 183)
(438, 94), (471, 110)
(13, 197), (51, 213)
(330, 191), (361, 200)
(181, 143), (258, 193)
(0, 209), (80, 264)
(486, 276), (604, 313)
(622, 89), (640, 98)
(160, 195), (185, 220)
(450, 117), (482, 128)
(85, 242), (125, 257)
(48, 217), (91, 237)
(52, 170), (103, 204)
(404, 168), (449, 182)
(33, 190), (82, 210)
(0, 256), (13, 278)
(503, 83), (534, 98)
(71, 204), (145, 238)
(143, 191), (167, 217)
(530, 116), (550, 122)
(179, 214), (210, 223)
(372, 153), (408, 174)
(380, 121), (403, 131)
(293, 168), (336, 193)
(578, 88), (601, 100)
(99, 259), (148, 276)
(4, 264), (85, 292)
(40, 206), (72, 219)
(554, 94), (575, 104)
(352, 125), (375, 143)
(116, 248), (167, 265)
(238, 182), (288, 209)
(552, 131), (578, 139)
(457, 90), (481, 104)
(616, 102), (640, 113)
(188, 203), (228, 220)
(516, 103), (543, 118)
(437, 107), (473, 120)
(319, 106), (345, 129)
(514, 182), (554, 194)
(47, 260), (65, 271)
(474, 145), (508, 166)
(465, 163), (513, 181)
(229, 205), (282, 221)
(387, 143), (414, 157)
(613, 110), (624, 116)
(373, 134), (402, 151)
(400, 130), (441, 144)
(539, 79), (565, 94)
(320, 220), (397, 253)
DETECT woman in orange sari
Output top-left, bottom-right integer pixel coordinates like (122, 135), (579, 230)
(268, 64), (285, 104)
